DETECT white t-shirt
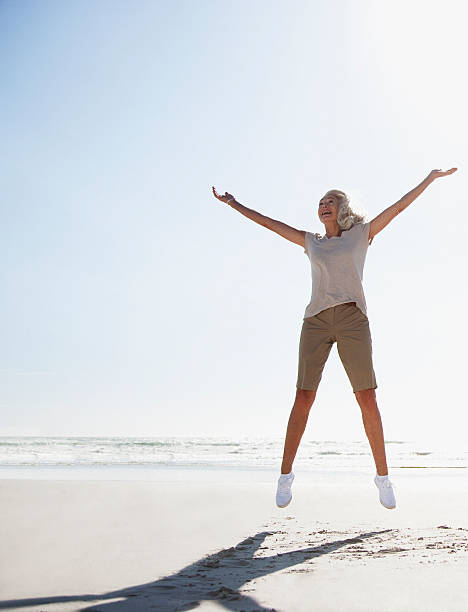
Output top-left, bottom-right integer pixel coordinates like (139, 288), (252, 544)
(303, 221), (372, 319)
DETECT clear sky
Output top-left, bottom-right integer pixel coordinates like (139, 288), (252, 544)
(1, 0), (467, 443)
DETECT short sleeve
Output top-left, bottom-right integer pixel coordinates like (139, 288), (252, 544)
(303, 231), (312, 256)
(361, 221), (371, 237)
(353, 221), (371, 244)
(362, 221), (372, 244)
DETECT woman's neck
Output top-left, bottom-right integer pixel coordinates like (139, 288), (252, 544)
(323, 221), (342, 238)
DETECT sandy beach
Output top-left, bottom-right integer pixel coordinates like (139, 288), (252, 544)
(1, 468), (468, 611)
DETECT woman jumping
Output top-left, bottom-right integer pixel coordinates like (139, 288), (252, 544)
(212, 167), (457, 510)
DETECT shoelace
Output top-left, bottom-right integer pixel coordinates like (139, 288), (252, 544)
(378, 479), (396, 490)
(278, 476), (293, 489)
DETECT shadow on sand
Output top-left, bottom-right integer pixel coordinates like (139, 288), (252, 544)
(0, 528), (393, 611)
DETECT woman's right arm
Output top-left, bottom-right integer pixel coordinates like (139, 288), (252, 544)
(212, 186), (306, 248)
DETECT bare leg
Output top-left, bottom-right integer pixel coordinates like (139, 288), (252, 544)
(354, 388), (388, 476)
(280, 388), (317, 474)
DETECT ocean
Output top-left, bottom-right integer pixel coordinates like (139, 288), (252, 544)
(0, 436), (466, 473)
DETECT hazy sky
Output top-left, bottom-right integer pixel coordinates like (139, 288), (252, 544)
(1, 0), (467, 443)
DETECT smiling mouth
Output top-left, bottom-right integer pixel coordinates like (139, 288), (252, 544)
(321, 211), (332, 217)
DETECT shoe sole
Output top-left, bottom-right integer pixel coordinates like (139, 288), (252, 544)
(276, 499), (292, 508)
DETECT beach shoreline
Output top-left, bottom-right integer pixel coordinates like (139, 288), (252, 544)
(1, 467), (468, 611)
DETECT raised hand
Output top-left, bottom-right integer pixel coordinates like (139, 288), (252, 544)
(212, 186), (235, 204)
(427, 168), (458, 181)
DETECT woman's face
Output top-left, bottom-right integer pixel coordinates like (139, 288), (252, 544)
(318, 193), (340, 224)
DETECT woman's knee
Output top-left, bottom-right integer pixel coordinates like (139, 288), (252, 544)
(354, 388), (377, 410)
(295, 387), (317, 407)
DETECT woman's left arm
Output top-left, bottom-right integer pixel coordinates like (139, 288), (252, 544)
(369, 168), (458, 242)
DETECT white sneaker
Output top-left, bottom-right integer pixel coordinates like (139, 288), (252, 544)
(276, 471), (294, 508)
(374, 474), (396, 509)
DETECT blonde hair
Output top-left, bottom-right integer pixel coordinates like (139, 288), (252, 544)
(324, 189), (366, 230)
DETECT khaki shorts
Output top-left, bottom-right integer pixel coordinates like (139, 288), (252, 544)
(296, 302), (377, 392)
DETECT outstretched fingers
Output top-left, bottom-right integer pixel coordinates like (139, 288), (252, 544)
(429, 167), (458, 180)
(212, 186), (233, 203)
(439, 167), (458, 176)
